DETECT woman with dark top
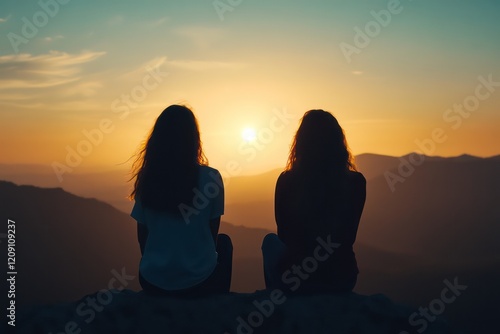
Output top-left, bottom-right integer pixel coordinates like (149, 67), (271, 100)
(129, 105), (232, 296)
(262, 109), (366, 293)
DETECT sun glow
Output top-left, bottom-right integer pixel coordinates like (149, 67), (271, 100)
(241, 128), (257, 142)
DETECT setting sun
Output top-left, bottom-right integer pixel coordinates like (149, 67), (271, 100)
(1, 2), (499, 332)
(241, 128), (257, 142)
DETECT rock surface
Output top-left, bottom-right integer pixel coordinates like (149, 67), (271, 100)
(18, 290), (453, 334)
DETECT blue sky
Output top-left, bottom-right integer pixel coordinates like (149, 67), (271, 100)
(1, 0), (499, 174)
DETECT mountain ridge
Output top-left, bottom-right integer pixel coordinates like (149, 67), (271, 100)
(2, 171), (499, 332)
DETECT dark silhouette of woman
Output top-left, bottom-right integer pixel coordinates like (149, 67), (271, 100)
(262, 109), (366, 293)
(129, 105), (232, 296)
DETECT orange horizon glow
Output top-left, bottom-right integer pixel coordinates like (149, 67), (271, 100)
(1, 2), (499, 177)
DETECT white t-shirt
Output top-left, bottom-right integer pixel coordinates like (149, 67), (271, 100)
(131, 166), (224, 290)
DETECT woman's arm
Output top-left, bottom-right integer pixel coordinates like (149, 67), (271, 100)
(275, 172), (294, 243)
(346, 172), (367, 244)
(137, 223), (148, 256)
(354, 172), (367, 221)
(209, 168), (224, 246)
(274, 173), (285, 238)
(209, 216), (221, 246)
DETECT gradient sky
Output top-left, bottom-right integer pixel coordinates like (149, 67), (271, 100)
(1, 0), (499, 178)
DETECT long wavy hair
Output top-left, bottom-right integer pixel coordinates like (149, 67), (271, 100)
(285, 110), (357, 224)
(129, 105), (208, 212)
(286, 109), (356, 174)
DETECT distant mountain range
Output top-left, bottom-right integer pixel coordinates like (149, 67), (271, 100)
(1, 153), (499, 332)
(2, 152), (499, 264)
(0, 181), (141, 307)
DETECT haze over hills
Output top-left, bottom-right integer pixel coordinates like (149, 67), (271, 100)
(1, 178), (498, 332)
(0, 180), (273, 305)
(0, 163), (133, 213)
(2, 154), (499, 260)
(2, 153), (499, 265)
(4, 153), (498, 227)
(0, 180), (402, 302)
(360, 156), (500, 264)
(0, 181), (141, 306)
(223, 153), (500, 270)
(2, 152), (500, 332)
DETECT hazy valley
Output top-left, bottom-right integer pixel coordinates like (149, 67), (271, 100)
(1, 153), (499, 332)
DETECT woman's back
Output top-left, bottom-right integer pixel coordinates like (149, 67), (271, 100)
(129, 105), (232, 296)
(275, 170), (366, 280)
(276, 170), (365, 242)
(264, 109), (366, 292)
(132, 165), (224, 290)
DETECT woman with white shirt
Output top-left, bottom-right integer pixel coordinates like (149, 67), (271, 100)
(129, 104), (232, 296)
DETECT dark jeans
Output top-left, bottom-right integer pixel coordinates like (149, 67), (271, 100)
(261, 233), (356, 293)
(261, 233), (287, 289)
(140, 233), (233, 297)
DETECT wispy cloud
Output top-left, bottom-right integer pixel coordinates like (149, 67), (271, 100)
(62, 81), (103, 98)
(44, 35), (64, 42)
(0, 14), (11, 23)
(119, 56), (168, 80)
(0, 51), (106, 90)
(120, 56), (245, 73)
(149, 17), (169, 27)
(0, 93), (40, 101)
